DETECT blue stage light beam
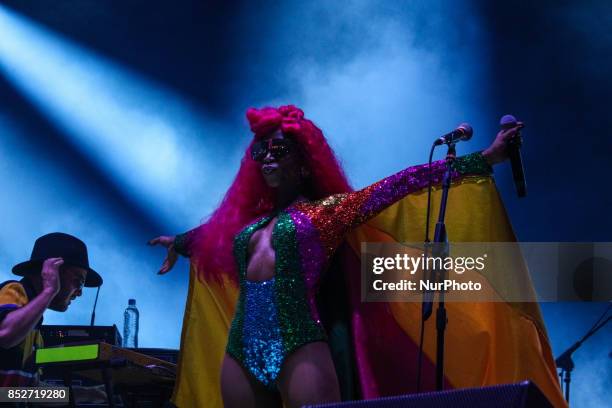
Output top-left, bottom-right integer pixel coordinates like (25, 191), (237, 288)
(0, 115), (189, 348)
(0, 5), (238, 231)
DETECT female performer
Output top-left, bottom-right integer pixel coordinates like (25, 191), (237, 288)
(149, 105), (519, 408)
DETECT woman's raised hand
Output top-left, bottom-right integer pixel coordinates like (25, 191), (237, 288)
(482, 121), (524, 165)
(148, 235), (178, 275)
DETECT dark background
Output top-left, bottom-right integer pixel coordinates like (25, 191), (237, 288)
(0, 1), (610, 406)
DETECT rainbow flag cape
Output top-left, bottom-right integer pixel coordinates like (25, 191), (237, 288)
(171, 175), (566, 408)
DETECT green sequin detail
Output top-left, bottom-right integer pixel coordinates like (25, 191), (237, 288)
(452, 151), (492, 175)
(225, 212), (326, 367)
(272, 212), (326, 354)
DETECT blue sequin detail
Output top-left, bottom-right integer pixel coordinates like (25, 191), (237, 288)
(242, 277), (284, 389)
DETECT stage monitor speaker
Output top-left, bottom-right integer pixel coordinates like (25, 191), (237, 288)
(305, 381), (553, 408)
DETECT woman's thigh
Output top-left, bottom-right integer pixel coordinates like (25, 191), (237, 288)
(277, 341), (341, 408)
(220, 354), (282, 408)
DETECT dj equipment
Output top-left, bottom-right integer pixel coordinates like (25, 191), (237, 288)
(128, 347), (180, 365)
(36, 341), (176, 408)
(305, 381), (552, 408)
(41, 324), (122, 347)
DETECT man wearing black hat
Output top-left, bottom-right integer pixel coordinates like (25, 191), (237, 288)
(0, 232), (102, 387)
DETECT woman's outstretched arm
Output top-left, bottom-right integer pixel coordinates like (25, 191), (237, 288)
(318, 120), (524, 233)
(330, 151), (493, 231)
(148, 227), (200, 274)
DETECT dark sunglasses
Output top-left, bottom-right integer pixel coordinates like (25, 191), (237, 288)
(251, 138), (296, 162)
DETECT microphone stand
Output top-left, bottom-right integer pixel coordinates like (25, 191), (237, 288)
(421, 142), (456, 391)
(90, 286), (100, 326)
(555, 310), (611, 404)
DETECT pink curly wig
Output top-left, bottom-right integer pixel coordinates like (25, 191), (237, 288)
(191, 105), (352, 285)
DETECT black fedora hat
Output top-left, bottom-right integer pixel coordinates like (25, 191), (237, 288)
(12, 232), (102, 287)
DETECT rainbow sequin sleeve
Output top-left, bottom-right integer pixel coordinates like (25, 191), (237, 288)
(324, 151), (492, 232)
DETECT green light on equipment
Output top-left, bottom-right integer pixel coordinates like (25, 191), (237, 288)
(36, 344), (99, 364)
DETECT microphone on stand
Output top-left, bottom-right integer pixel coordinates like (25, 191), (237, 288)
(433, 123), (473, 146)
(421, 123), (475, 392)
(500, 114), (527, 197)
(422, 123), (474, 322)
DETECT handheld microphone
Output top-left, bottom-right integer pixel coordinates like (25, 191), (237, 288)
(500, 114), (527, 197)
(433, 123), (473, 146)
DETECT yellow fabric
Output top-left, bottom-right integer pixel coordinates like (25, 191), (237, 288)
(358, 177), (544, 322)
(171, 176), (566, 408)
(347, 177), (566, 408)
(172, 271), (238, 408)
(0, 282), (29, 307)
(0, 281), (44, 373)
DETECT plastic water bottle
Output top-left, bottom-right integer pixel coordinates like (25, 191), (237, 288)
(123, 299), (139, 348)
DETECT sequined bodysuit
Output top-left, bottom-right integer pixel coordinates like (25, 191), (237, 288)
(176, 152), (491, 389)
